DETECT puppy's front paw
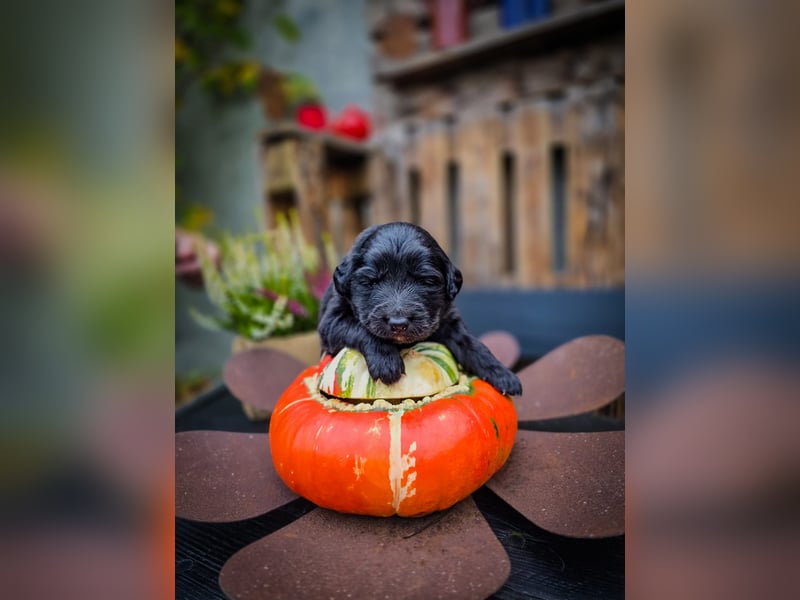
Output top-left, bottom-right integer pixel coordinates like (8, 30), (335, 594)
(366, 350), (406, 385)
(485, 368), (522, 397)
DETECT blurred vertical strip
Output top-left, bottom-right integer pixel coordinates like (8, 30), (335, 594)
(0, 0), (173, 598)
(627, 0), (800, 597)
(430, 0), (468, 50)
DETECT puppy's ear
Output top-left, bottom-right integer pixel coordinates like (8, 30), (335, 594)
(333, 225), (379, 298)
(446, 263), (463, 300)
(333, 256), (352, 297)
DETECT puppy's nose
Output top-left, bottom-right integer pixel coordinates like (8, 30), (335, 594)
(388, 317), (409, 333)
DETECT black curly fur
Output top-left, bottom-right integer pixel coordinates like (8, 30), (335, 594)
(318, 222), (522, 396)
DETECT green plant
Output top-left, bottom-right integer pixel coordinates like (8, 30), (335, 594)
(176, 0), (255, 104)
(175, 0), (310, 106)
(192, 212), (334, 341)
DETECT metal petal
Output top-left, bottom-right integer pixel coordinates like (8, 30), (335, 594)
(487, 430), (625, 538)
(219, 497), (510, 599)
(223, 349), (306, 413)
(176, 431), (297, 522)
(515, 335), (624, 420)
(479, 330), (521, 369)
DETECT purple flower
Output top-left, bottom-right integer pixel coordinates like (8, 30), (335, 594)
(255, 288), (309, 318)
(305, 268), (332, 301)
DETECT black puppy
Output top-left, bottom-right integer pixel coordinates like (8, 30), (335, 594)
(318, 222), (522, 396)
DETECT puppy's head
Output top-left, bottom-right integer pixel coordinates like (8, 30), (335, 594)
(333, 223), (462, 344)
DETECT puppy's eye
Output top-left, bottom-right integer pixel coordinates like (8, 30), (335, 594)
(359, 273), (380, 286)
(420, 276), (442, 287)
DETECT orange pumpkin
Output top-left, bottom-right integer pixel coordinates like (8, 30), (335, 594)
(269, 343), (517, 517)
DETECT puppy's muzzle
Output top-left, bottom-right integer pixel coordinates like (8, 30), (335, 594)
(387, 317), (409, 334)
(365, 296), (437, 343)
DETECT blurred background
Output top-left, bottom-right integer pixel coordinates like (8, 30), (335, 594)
(175, 0), (625, 406)
(0, 0), (798, 597)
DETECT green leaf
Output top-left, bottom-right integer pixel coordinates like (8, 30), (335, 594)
(232, 29), (252, 50)
(273, 13), (300, 43)
(281, 73), (321, 107)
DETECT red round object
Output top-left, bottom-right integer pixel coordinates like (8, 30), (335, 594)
(330, 105), (371, 141)
(295, 103), (327, 130)
(269, 356), (517, 517)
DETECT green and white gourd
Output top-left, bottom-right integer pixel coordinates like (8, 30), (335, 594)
(318, 342), (460, 401)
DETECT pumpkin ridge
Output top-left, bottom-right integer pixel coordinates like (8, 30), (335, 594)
(452, 392), (505, 477)
(387, 411), (417, 512)
(277, 389), (317, 415)
(490, 417), (500, 439)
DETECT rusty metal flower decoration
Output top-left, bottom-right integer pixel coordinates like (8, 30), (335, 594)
(176, 334), (624, 598)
